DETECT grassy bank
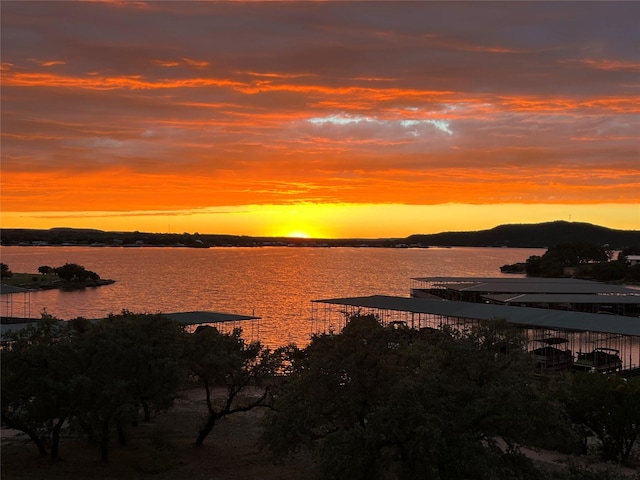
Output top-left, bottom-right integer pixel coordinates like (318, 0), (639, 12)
(1, 272), (115, 291)
(1, 272), (59, 288)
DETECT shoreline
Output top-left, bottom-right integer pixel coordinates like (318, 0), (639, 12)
(1, 276), (115, 292)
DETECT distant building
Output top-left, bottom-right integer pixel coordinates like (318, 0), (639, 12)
(626, 255), (640, 266)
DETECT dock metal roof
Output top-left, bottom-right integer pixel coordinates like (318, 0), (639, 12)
(412, 277), (639, 295)
(165, 311), (260, 325)
(312, 295), (640, 337)
(0, 322), (40, 341)
(1, 310), (260, 342)
(482, 293), (640, 305)
(413, 277), (593, 283)
(0, 285), (31, 295)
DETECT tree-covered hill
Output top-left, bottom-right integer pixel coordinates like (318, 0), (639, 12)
(405, 221), (640, 249)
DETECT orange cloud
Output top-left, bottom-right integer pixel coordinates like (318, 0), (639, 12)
(1, 71), (246, 91)
(2, 160), (637, 214)
(562, 58), (640, 73)
(28, 59), (66, 67)
(1, 1), (638, 235)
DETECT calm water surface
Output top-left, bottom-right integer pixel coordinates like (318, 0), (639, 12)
(0, 246), (544, 347)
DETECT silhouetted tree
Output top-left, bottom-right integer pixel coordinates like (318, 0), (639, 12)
(525, 243), (611, 277)
(69, 313), (186, 461)
(1, 314), (79, 459)
(2, 311), (187, 462)
(1, 262), (13, 278)
(561, 373), (640, 464)
(263, 316), (552, 480)
(186, 326), (282, 446)
(53, 263), (99, 282)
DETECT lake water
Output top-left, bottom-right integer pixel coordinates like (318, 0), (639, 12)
(0, 246), (544, 347)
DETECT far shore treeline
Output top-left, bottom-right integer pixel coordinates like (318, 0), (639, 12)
(2, 221), (639, 249)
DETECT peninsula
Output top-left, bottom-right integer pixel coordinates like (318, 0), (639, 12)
(1, 263), (115, 292)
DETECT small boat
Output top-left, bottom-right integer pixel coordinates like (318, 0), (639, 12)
(529, 337), (574, 371)
(574, 347), (622, 373)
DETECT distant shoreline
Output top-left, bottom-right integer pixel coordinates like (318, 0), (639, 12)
(2, 242), (436, 249)
(2, 221), (638, 249)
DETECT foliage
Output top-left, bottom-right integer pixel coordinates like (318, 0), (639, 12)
(1, 314), (81, 458)
(575, 245), (640, 282)
(625, 264), (640, 282)
(405, 221), (640, 249)
(1, 262), (13, 278)
(1, 262), (102, 285)
(619, 246), (640, 259)
(525, 243), (612, 277)
(2, 311), (280, 460)
(524, 243), (640, 281)
(560, 373), (640, 464)
(1, 312), (187, 462)
(263, 315), (554, 480)
(525, 255), (543, 276)
(53, 263), (100, 282)
(618, 247), (640, 282)
(185, 326), (283, 446)
(580, 260), (627, 282)
(68, 312), (187, 461)
(547, 460), (640, 480)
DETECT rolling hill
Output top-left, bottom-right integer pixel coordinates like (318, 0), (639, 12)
(404, 221), (640, 249)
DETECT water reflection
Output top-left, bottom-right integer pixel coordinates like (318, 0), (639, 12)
(0, 246), (541, 347)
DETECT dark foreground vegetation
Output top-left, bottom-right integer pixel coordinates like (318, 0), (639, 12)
(1, 312), (281, 462)
(500, 243), (640, 283)
(2, 313), (639, 479)
(2, 220), (639, 249)
(263, 316), (640, 479)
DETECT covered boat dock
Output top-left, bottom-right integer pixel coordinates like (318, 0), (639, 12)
(0, 285), (32, 322)
(164, 311), (261, 340)
(311, 295), (640, 375)
(410, 277), (640, 317)
(481, 293), (640, 317)
(1, 310), (261, 346)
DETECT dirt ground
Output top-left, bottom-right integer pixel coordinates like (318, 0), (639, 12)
(2, 386), (638, 479)
(1, 387), (316, 480)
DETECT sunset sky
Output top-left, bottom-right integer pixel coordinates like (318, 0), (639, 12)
(1, 1), (638, 238)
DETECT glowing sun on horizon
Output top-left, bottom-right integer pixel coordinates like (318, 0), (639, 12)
(285, 230), (311, 238)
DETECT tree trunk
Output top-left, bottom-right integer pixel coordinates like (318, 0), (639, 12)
(577, 425), (589, 455)
(195, 414), (217, 446)
(142, 401), (151, 422)
(101, 420), (110, 462)
(117, 424), (127, 446)
(1, 413), (47, 457)
(51, 416), (66, 460)
(621, 433), (637, 465)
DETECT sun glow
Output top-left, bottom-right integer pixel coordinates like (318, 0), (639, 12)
(285, 231), (311, 239)
(1, 202), (638, 239)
